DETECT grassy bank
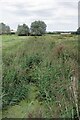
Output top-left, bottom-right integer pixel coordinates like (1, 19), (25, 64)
(2, 34), (79, 118)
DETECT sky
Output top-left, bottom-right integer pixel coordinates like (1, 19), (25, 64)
(0, 0), (79, 31)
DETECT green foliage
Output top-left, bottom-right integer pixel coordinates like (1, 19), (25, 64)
(2, 34), (78, 118)
(17, 24), (29, 36)
(77, 27), (80, 34)
(0, 23), (10, 34)
(30, 21), (47, 36)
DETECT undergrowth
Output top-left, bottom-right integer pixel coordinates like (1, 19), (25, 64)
(2, 34), (79, 118)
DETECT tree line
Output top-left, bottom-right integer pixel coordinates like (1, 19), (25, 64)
(0, 21), (47, 36)
(0, 21), (80, 35)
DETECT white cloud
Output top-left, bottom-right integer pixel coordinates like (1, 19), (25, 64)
(0, 0), (79, 31)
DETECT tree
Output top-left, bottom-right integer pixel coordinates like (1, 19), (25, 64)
(30, 20), (47, 36)
(0, 23), (10, 34)
(17, 24), (29, 36)
(5, 26), (10, 34)
(77, 27), (80, 34)
(0, 23), (5, 34)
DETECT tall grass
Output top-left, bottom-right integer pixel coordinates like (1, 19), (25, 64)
(2, 34), (79, 118)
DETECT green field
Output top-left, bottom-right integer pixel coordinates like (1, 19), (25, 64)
(1, 34), (79, 118)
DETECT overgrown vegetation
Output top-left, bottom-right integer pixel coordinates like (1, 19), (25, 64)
(2, 34), (79, 118)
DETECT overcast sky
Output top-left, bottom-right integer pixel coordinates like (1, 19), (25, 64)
(0, 0), (79, 31)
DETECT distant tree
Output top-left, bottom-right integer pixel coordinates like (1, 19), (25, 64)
(0, 23), (10, 34)
(0, 23), (6, 34)
(30, 20), (47, 36)
(17, 24), (29, 36)
(77, 27), (80, 34)
(5, 26), (10, 34)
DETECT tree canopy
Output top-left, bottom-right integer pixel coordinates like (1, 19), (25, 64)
(0, 23), (10, 34)
(30, 21), (47, 36)
(17, 24), (29, 36)
(77, 27), (80, 34)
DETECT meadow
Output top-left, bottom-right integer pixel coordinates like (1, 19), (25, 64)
(1, 34), (79, 118)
